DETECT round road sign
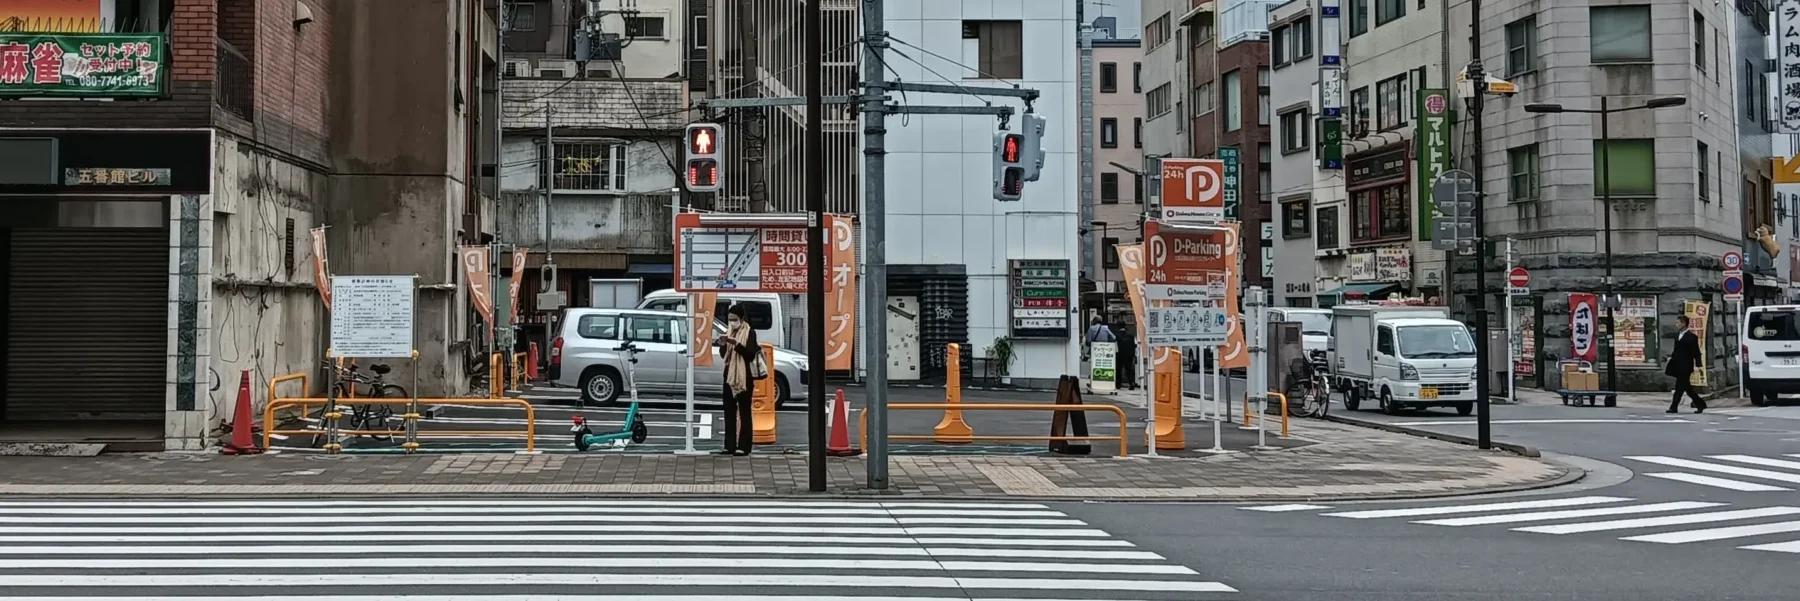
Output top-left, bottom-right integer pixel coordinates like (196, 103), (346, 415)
(1507, 267), (1530, 288)
(1724, 251), (1743, 270)
(1723, 274), (1744, 295)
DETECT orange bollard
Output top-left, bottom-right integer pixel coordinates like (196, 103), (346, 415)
(527, 342), (541, 380)
(751, 343), (777, 444)
(933, 343), (974, 443)
(490, 352), (504, 399)
(1154, 349), (1184, 449)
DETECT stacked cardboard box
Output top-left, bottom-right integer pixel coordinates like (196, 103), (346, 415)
(1562, 363), (1599, 391)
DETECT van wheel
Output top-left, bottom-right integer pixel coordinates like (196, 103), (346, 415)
(1456, 402), (1474, 416)
(580, 367), (623, 406)
(1344, 388), (1362, 411)
(774, 375), (791, 410)
(1380, 389), (1400, 415)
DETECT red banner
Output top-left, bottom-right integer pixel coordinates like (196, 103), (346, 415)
(825, 215), (857, 371)
(460, 246), (494, 329)
(309, 227), (331, 309)
(509, 247), (528, 324)
(1569, 293), (1598, 362)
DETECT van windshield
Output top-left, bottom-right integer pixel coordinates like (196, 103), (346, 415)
(1397, 325), (1476, 359)
(1749, 310), (1800, 341)
(1288, 312), (1331, 336)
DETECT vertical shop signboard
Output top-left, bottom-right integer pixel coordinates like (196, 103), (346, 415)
(1416, 88), (1451, 240)
(1317, 0), (1343, 169)
(1219, 146), (1241, 221)
(1010, 259), (1072, 339)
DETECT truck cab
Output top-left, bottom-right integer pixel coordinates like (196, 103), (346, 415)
(1268, 307), (1331, 362)
(1331, 304), (1479, 415)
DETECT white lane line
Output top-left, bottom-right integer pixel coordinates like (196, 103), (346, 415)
(1383, 419), (1690, 426)
(1622, 456), (1800, 485)
(0, 506), (1069, 518)
(1240, 504), (1332, 512)
(1640, 472), (1794, 492)
(0, 598), (1196, 601)
(1320, 496), (1632, 519)
(1739, 539), (1800, 553)
(0, 557), (1193, 575)
(0, 544), (1162, 561)
(1514, 507), (1800, 535)
(1707, 454), (1800, 472)
(0, 515), (925, 526)
(0, 574), (1237, 593)
(0, 534), (1135, 547)
(1410, 501), (1725, 527)
(0, 500), (1047, 509)
(0, 525), (1112, 538)
(895, 518), (1087, 526)
(1621, 520), (1800, 544)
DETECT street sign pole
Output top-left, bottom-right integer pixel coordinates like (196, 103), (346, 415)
(1431, 169), (1489, 448)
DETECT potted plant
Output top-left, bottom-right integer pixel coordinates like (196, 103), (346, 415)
(986, 336), (1015, 386)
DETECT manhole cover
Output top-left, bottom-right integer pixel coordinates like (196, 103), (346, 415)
(1707, 428), (1798, 434)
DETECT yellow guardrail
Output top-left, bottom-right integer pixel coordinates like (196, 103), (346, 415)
(1241, 391), (1290, 439)
(511, 352), (528, 391)
(267, 372), (309, 411)
(263, 397), (537, 453)
(861, 402), (1132, 457)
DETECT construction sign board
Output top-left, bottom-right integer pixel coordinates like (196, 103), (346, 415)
(674, 212), (830, 293)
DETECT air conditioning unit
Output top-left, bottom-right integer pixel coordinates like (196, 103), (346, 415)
(504, 59), (532, 78)
(536, 60), (576, 79)
(583, 62), (613, 78)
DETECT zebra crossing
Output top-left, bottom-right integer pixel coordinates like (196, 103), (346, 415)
(1241, 495), (1800, 555)
(0, 498), (1236, 599)
(1623, 454), (1800, 492)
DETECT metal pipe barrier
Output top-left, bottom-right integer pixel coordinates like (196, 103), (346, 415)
(267, 372), (309, 414)
(1240, 391), (1290, 439)
(860, 402), (1132, 457)
(263, 397), (537, 453)
(511, 352), (528, 391)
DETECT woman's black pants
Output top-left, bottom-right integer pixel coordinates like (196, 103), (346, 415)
(722, 384), (755, 452)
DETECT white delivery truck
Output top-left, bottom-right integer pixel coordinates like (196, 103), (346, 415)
(1330, 304), (1479, 415)
(1269, 307), (1332, 360)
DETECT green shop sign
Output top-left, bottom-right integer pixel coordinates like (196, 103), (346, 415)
(1415, 88), (1451, 240)
(0, 33), (167, 98)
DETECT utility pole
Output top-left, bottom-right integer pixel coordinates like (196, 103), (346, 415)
(1077, 1), (1095, 292)
(860, 0), (891, 490)
(804, 0), (828, 492)
(1467, 0), (1493, 450)
(542, 103), (558, 345)
(735, 0), (770, 213)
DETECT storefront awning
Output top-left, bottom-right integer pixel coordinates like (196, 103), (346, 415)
(1318, 282), (1401, 300)
(626, 263), (674, 276)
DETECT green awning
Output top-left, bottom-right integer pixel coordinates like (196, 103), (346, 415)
(1318, 282), (1401, 300)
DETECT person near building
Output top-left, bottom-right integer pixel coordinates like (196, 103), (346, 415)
(717, 304), (763, 455)
(1665, 314), (1706, 414)
(1084, 315), (1116, 362)
(1116, 320), (1139, 390)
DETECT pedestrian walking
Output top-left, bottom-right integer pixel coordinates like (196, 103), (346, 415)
(717, 304), (763, 455)
(1665, 314), (1707, 414)
(1116, 322), (1139, 390)
(1084, 315), (1115, 363)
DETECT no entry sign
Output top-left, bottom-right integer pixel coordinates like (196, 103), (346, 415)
(1507, 267), (1529, 296)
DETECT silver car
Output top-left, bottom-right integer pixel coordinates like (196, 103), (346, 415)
(550, 308), (810, 407)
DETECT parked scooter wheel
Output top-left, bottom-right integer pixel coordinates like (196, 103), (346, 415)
(630, 416), (648, 444)
(573, 427), (593, 452)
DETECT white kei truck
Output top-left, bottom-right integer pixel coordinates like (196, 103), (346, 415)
(1329, 304), (1480, 415)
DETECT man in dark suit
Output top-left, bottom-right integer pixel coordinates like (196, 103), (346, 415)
(1666, 315), (1707, 413)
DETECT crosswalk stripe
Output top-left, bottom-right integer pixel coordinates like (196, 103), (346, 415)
(1621, 519), (1800, 544)
(0, 533), (1135, 547)
(0, 506), (1070, 518)
(1240, 504), (1331, 512)
(1319, 496), (1632, 519)
(1409, 501), (1725, 527)
(0, 574), (1238, 593)
(0, 525), (1115, 538)
(0, 543), (1166, 560)
(0, 598), (1198, 601)
(0, 557), (1197, 575)
(1707, 454), (1800, 472)
(1622, 456), (1800, 484)
(1513, 507), (1800, 535)
(0, 514), (1088, 526)
(1739, 540), (1800, 553)
(1640, 472), (1794, 492)
(0, 500), (1049, 509)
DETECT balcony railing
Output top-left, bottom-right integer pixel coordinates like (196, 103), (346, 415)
(214, 38), (253, 121)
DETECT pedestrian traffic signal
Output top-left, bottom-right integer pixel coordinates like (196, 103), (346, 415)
(1019, 113), (1047, 182)
(992, 131), (1025, 201)
(684, 123), (723, 192)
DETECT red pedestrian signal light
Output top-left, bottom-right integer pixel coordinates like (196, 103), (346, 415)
(684, 123), (724, 192)
(688, 126), (717, 155)
(1001, 133), (1022, 164)
(687, 159), (720, 189)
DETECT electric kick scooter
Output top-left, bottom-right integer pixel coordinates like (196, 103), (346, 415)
(571, 341), (649, 451)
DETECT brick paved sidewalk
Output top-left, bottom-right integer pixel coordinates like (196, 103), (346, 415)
(0, 420), (1578, 501)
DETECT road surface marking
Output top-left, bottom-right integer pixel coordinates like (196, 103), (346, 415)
(1382, 419), (1689, 426)
(0, 574), (1236, 593)
(1621, 519), (1800, 544)
(0, 543), (1162, 560)
(1641, 472), (1793, 492)
(0, 533), (1136, 547)
(0, 499), (1048, 509)
(1707, 454), (1800, 472)
(1623, 456), (1800, 484)
(1410, 501), (1725, 527)
(1240, 504), (1332, 512)
(0, 557), (1197, 575)
(1514, 506), (1800, 534)
(1739, 539), (1800, 553)
(0, 524), (1113, 537)
(0, 506), (1069, 518)
(1320, 496), (1631, 519)
(1, 598), (1208, 601)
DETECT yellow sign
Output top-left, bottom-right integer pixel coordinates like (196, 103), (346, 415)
(64, 167), (169, 186)
(1684, 300), (1709, 387)
(1775, 157), (1800, 184)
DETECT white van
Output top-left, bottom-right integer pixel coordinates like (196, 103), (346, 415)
(1332, 305), (1479, 415)
(1741, 304), (1800, 406)
(638, 289), (788, 349)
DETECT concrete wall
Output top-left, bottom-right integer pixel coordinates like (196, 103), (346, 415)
(1092, 41), (1146, 291)
(880, 0), (1081, 384)
(590, 0), (687, 77)
(1268, 0), (1318, 306)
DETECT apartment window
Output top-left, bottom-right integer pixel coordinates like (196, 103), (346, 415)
(1258, 67), (1271, 126)
(1507, 144), (1540, 202)
(1133, 117), (1142, 148)
(1258, 145), (1273, 203)
(1133, 62), (1142, 92)
(1223, 70), (1242, 131)
(1148, 83), (1173, 117)
(1101, 118), (1118, 148)
(1349, 86), (1370, 134)
(1280, 109), (1311, 154)
(625, 16), (666, 39)
(1376, 74), (1405, 130)
(964, 20), (1024, 79)
(1102, 237), (1121, 268)
(1505, 17), (1535, 75)
(1352, 184), (1410, 242)
(1175, 29), (1184, 61)
(1350, 0), (1370, 36)
(1134, 173), (1144, 203)
(1293, 18), (1313, 59)
(1176, 101), (1185, 132)
(1146, 14), (1172, 50)
(1697, 141), (1711, 203)
(1693, 11), (1705, 71)
(1272, 25), (1289, 65)
(1590, 6), (1652, 63)
(506, 2), (537, 31)
(1316, 205), (1341, 249)
(693, 15), (709, 49)
(544, 141), (628, 192)
(1376, 0), (1405, 26)
(1745, 60), (1758, 122)
(1193, 81), (1214, 115)
(1592, 139), (1656, 197)
(1100, 173), (1120, 203)
(1282, 200), (1310, 238)
(1100, 62), (1118, 93)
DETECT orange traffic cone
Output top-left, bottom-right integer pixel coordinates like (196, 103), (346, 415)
(221, 370), (263, 455)
(826, 388), (861, 457)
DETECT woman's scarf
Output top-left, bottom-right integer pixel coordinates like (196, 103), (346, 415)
(724, 321), (753, 395)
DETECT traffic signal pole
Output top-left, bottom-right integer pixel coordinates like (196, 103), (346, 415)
(860, 0), (890, 489)
(805, 0), (827, 492)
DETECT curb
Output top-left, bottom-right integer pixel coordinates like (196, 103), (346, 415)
(1321, 413), (1543, 458)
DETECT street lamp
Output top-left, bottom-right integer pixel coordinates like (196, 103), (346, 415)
(1522, 95), (1686, 394)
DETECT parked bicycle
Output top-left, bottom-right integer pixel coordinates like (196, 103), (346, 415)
(311, 360), (410, 447)
(1282, 352), (1333, 419)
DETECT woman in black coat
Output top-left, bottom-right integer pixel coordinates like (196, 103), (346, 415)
(1665, 315), (1706, 414)
(717, 304), (761, 455)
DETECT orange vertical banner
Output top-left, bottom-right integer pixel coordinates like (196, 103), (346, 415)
(1218, 223), (1250, 369)
(509, 247), (528, 324)
(459, 245), (494, 326)
(825, 215), (858, 371)
(309, 226), (331, 309)
(1116, 243), (1175, 365)
(690, 292), (718, 367)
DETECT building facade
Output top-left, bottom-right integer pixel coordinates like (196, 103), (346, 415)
(1192, 0), (1279, 290)
(0, 0), (500, 450)
(1088, 30), (1143, 320)
(1138, 0), (1191, 161)
(1266, 0), (1332, 307)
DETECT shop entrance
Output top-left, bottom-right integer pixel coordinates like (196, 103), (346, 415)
(0, 199), (170, 449)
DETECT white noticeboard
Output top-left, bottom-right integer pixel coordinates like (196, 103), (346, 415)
(329, 275), (416, 358)
(1090, 341), (1117, 393)
(1145, 304), (1227, 346)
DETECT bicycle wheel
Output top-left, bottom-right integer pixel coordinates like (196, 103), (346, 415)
(367, 385), (409, 440)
